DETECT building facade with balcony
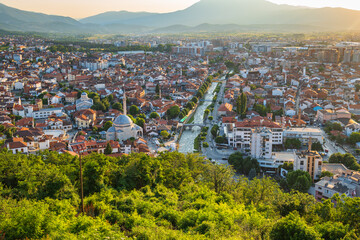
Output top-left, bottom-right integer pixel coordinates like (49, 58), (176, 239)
(225, 118), (283, 156)
(294, 150), (323, 181)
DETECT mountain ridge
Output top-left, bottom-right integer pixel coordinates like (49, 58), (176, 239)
(1, 0), (360, 33)
(79, 0), (360, 31)
(80, 11), (158, 25)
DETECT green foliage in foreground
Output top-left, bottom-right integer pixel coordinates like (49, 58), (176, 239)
(0, 150), (359, 239)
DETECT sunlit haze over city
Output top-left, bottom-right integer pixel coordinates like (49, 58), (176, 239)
(0, 0), (359, 18)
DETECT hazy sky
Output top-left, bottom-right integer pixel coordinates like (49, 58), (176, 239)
(1, 0), (360, 19)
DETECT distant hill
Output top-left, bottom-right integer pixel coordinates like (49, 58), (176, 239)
(2, 0), (360, 34)
(123, 0), (301, 27)
(0, 3), (87, 33)
(80, 11), (157, 25)
(151, 23), (326, 34)
(82, 0), (360, 32)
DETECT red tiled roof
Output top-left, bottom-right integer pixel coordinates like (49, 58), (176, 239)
(218, 103), (233, 112)
(8, 141), (27, 149)
(234, 118), (281, 128)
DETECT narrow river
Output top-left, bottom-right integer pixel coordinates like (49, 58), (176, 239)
(178, 82), (218, 153)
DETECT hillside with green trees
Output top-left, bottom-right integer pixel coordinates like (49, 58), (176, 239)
(0, 150), (359, 239)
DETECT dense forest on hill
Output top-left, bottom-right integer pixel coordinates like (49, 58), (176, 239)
(0, 150), (359, 239)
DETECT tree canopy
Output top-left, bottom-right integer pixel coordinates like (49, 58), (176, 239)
(285, 170), (312, 193)
(329, 153), (360, 171)
(228, 152), (260, 176)
(104, 142), (113, 155)
(112, 102), (123, 111)
(103, 121), (113, 131)
(236, 93), (247, 118)
(166, 106), (180, 119)
(349, 132), (360, 145)
(149, 112), (160, 119)
(129, 105), (140, 116)
(284, 138), (302, 149)
(0, 150), (359, 239)
(311, 142), (324, 152)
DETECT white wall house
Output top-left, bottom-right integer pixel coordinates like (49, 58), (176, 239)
(272, 88), (283, 96)
(32, 107), (63, 119)
(14, 82), (24, 90)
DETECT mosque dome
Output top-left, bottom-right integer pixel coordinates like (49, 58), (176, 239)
(113, 114), (132, 126)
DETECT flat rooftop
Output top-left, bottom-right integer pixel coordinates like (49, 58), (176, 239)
(285, 127), (322, 134)
(274, 151), (296, 162)
(322, 163), (349, 175)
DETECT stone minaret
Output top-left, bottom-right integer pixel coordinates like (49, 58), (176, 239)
(123, 87), (127, 115)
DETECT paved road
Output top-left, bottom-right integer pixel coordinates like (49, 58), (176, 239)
(321, 129), (346, 157)
(212, 76), (227, 121)
(201, 77), (232, 161)
(66, 130), (78, 143)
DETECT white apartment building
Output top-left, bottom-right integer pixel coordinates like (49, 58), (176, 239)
(251, 128), (274, 159)
(32, 107), (63, 119)
(80, 57), (109, 71)
(225, 119), (283, 156)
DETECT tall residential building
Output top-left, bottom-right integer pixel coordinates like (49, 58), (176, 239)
(80, 57), (108, 71)
(294, 150), (323, 181)
(251, 128), (273, 159)
(353, 49), (360, 63)
(172, 46), (205, 56)
(317, 49), (339, 63)
(343, 49), (352, 63)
